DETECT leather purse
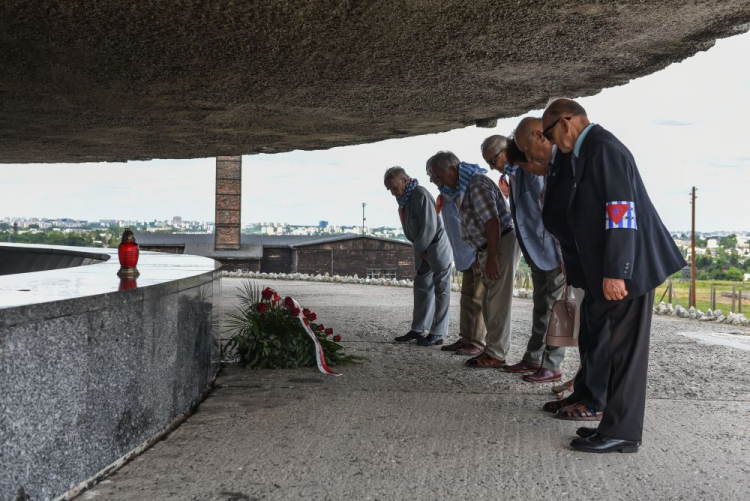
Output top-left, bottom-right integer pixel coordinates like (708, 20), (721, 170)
(544, 282), (578, 347)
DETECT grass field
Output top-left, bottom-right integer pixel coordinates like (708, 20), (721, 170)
(655, 279), (749, 314)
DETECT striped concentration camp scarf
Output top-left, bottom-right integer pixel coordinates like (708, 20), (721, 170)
(436, 162), (486, 214)
(397, 178), (419, 224)
(457, 162), (487, 202)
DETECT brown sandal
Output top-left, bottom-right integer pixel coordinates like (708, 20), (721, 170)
(465, 353), (505, 368)
(542, 397), (572, 413)
(555, 402), (602, 421)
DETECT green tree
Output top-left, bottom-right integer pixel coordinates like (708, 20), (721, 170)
(696, 253), (712, 269)
(719, 234), (738, 249)
(725, 267), (744, 281)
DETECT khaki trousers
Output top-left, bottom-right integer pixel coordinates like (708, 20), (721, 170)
(478, 231), (520, 361)
(459, 262), (487, 349)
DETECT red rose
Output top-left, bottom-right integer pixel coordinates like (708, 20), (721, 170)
(308, 312), (317, 321)
(256, 303), (268, 313)
(261, 288), (274, 300)
(289, 307), (301, 317)
(303, 308), (311, 318)
(325, 328), (334, 335)
(333, 335), (342, 342)
(317, 324), (325, 331)
(284, 296), (295, 308)
(303, 318), (310, 326)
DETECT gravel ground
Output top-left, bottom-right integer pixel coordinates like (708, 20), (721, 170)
(85, 279), (750, 501)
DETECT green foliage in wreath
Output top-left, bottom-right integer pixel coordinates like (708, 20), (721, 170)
(225, 281), (367, 369)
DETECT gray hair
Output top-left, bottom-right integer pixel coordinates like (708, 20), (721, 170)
(383, 166), (409, 183)
(426, 151), (460, 174)
(480, 135), (508, 155)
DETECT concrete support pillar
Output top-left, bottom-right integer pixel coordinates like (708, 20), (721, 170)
(215, 156), (242, 251)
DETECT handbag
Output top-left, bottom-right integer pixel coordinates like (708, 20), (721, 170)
(544, 281), (578, 347)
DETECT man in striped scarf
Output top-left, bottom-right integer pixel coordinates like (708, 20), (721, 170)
(384, 166), (453, 346)
(427, 154), (487, 357)
(428, 152), (519, 368)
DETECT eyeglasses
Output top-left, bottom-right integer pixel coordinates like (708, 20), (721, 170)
(485, 149), (505, 167)
(542, 116), (571, 141)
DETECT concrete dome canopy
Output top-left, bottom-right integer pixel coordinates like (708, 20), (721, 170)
(1, 0), (749, 164)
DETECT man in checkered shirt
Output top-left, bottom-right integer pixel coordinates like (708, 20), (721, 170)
(428, 151), (520, 368)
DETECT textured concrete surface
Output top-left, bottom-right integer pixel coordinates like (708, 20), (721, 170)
(0, 246), (221, 500)
(2, 1), (750, 163)
(83, 279), (750, 501)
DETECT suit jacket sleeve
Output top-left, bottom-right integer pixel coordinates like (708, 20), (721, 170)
(596, 144), (637, 280)
(411, 189), (438, 256)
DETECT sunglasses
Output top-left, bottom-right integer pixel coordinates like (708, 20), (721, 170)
(485, 148), (505, 167)
(542, 116), (571, 140)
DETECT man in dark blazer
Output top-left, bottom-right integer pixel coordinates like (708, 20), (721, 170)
(384, 166), (453, 346)
(515, 117), (612, 421)
(541, 98), (686, 453)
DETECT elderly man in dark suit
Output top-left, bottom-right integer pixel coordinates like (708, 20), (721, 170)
(541, 98), (686, 453)
(515, 117), (611, 421)
(384, 166), (453, 346)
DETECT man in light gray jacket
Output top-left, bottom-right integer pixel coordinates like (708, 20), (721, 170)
(384, 166), (453, 346)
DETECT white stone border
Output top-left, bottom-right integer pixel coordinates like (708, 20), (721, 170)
(654, 301), (749, 326)
(220, 270), (536, 298)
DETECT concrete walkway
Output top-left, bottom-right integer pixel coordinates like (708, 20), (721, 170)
(85, 279), (750, 500)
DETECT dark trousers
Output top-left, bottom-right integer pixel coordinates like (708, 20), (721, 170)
(597, 289), (654, 442)
(524, 262), (566, 370)
(570, 292), (611, 411)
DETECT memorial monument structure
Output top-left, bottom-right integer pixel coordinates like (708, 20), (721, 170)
(2, 1), (750, 499)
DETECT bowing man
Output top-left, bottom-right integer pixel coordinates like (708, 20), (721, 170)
(384, 166), (453, 346)
(541, 98), (686, 453)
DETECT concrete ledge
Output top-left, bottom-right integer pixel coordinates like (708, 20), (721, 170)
(0, 244), (221, 500)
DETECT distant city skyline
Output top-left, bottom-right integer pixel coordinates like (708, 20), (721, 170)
(4, 214), (748, 237)
(2, 32), (750, 232)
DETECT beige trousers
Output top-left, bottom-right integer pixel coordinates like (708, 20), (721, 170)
(459, 262), (487, 349)
(478, 231), (520, 361)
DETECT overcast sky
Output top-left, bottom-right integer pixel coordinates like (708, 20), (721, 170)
(2, 31), (749, 233)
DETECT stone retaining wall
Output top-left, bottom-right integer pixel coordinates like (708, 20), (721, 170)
(0, 247), (220, 501)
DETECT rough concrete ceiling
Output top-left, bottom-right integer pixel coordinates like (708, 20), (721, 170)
(1, 1), (750, 164)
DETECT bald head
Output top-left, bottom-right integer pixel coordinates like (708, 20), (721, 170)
(541, 98), (590, 154)
(513, 116), (553, 167)
(515, 117), (542, 145)
(543, 98), (587, 122)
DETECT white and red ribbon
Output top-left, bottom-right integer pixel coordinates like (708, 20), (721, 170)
(290, 297), (341, 377)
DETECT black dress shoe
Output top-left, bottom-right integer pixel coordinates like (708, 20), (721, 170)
(570, 433), (641, 453)
(417, 334), (444, 346)
(576, 427), (598, 438)
(394, 330), (425, 343)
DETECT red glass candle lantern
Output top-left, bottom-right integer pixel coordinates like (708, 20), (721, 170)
(117, 228), (140, 278)
(118, 277), (138, 290)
